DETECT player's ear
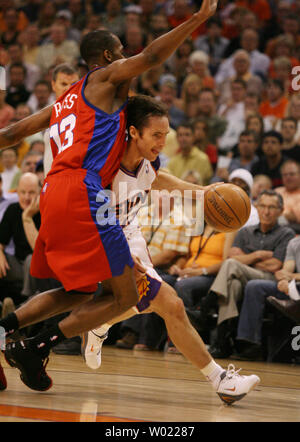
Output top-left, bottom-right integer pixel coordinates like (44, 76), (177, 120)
(103, 49), (113, 63)
(129, 125), (138, 140)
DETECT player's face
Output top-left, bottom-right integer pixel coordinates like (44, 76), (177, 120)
(135, 116), (169, 161)
(52, 72), (79, 99)
(111, 36), (126, 61)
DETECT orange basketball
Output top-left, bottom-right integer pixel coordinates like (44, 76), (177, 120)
(204, 183), (251, 232)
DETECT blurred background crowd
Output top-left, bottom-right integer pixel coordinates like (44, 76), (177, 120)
(0, 0), (299, 364)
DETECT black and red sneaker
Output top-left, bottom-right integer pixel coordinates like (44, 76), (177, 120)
(4, 341), (52, 392)
(0, 356), (7, 391)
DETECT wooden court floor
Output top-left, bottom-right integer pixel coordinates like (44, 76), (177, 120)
(0, 346), (299, 422)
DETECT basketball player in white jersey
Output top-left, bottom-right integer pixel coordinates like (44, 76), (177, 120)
(82, 95), (260, 406)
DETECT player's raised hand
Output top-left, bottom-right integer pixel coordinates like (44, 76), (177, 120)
(197, 0), (219, 20)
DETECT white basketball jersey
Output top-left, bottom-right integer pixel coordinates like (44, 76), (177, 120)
(111, 158), (160, 229)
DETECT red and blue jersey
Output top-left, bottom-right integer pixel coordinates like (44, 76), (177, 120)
(48, 68), (128, 188)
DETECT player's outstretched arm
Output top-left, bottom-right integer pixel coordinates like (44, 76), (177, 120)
(0, 105), (53, 151)
(108, 0), (218, 83)
(152, 170), (220, 198)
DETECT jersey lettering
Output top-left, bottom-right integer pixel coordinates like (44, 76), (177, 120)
(50, 114), (77, 154)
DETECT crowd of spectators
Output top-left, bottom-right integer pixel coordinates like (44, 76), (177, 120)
(0, 0), (299, 362)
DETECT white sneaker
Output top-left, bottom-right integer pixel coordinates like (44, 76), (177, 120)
(215, 364), (260, 405)
(81, 330), (108, 370)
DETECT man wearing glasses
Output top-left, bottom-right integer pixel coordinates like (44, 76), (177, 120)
(206, 190), (295, 359)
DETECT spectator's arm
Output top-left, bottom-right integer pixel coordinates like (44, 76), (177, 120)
(228, 247), (273, 266)
(275, 260), (299, 281)
(253, 257), (282, 273)
(151, 249), (181, 267)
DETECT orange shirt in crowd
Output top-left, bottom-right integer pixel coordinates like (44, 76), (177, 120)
(259, 96), (289, 119)
(185, 232), (226, 268)
(0, 10), (29, 32)
(236, 0), (271, 21)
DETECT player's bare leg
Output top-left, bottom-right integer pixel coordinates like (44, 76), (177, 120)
(86, 282), (260, 405)
(58, 265), (139, 338)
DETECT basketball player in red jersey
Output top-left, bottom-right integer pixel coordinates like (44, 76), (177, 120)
(0, 0), (218, 392)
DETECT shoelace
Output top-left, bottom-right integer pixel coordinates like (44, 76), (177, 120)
(225, 363), (242, 379)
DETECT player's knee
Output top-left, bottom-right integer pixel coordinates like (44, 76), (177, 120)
(168, 296), (186, 322)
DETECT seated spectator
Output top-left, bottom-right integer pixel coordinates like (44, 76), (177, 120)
(279, 117), (300, 162)
(233, 235), (299, 361)
(214, 130), (259, 182)
(176, 73), (202, 116)
(192, 118), (218, 170)
(259, 79), (289, 129)
(276, 160), (300, 233)
(122, 25), (145, 58)
(10, 151), (43, 191)
(228, 169), (259, 227)
(251, 130), (289, 188)
(252, 174), (272, 201)
(188, 50), (215, 90)
(244, 92), (261, 119)
(283, 93), (300, 142)
(167, 0), (205, 40)
(235, 0), (271, 24)
(228, 130), (259, 174)
(0, 5), (28, 35)
(156, 79), (185, 129)
(217, 79), (247, 154)
(5, 63), (31, 109)
(36, 23), (80, 74)
(239, 28), (270, 78)
(0, 148), (20, 195)
(0, 175), (18, 222)
(168, 123), (213, 185)
(197, 88), (227, 145)
(268, 34), (299, 79)
(136, 65), (164, 97)
(203, 190), (295, 358)
(245, 113), (264, 154)
(29, 141), (45, 155)
(55, 10), (81, 43)
(165, 39), (194, 86)
(5, 43), (41, 93)
(0, 7), (21, 48)
(0, 173), (41, 305)
(194, 17), (229, 76)
(272, 56), (293, 96)
(27, 80), (54, 113)
(21, 24), (41, 66)
(99, 0), (125, 37)
(217, 49), (263, 104)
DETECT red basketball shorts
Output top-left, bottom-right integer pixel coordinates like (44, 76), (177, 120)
(31, 169), (134, 293)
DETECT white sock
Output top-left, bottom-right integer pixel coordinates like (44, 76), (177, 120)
(201, 360), (224, 387)
(92, 323), (111, 337)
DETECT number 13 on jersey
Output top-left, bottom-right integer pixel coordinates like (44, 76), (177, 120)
(50, 114), (77, 154)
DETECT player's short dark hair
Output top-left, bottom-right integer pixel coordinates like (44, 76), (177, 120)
(127, 94), (168, 135)
(52, 63), (78, 82)
(80, 30), (117, 65)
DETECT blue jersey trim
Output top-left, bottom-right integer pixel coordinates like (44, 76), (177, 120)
(81, 69), (128, 116)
